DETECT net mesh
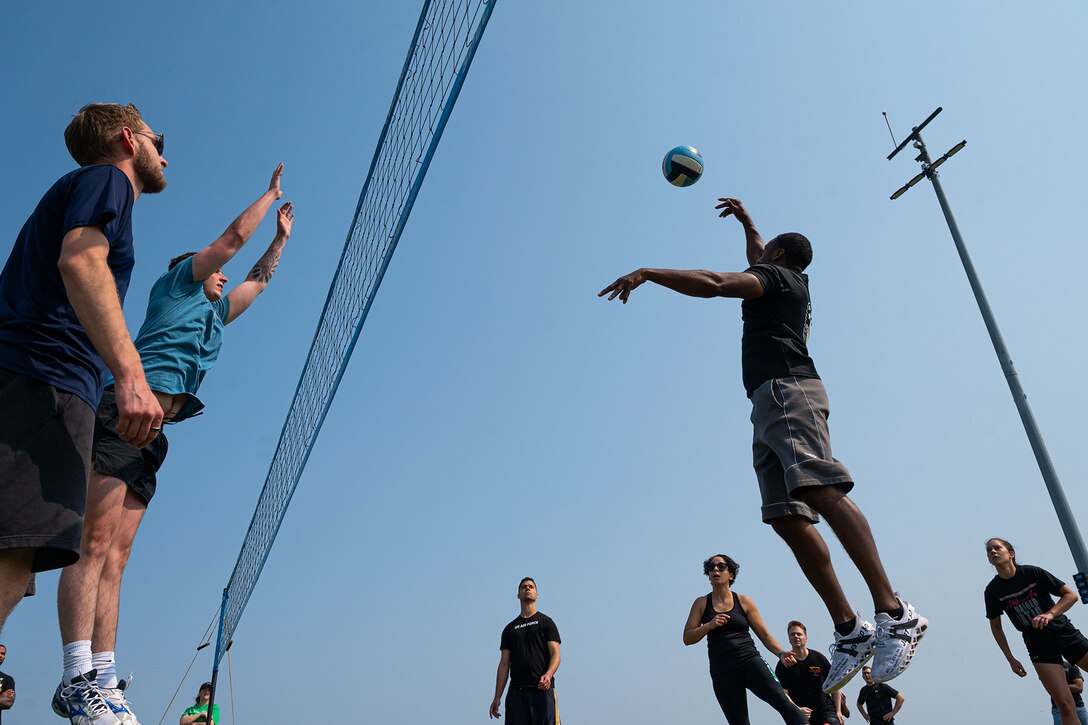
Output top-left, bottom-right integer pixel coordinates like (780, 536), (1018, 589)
(213, 0), (497, 663)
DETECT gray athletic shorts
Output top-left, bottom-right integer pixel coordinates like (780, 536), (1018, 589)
(749, 376), (853, 524)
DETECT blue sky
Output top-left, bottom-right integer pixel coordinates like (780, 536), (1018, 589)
(3, 0), (1088, 721)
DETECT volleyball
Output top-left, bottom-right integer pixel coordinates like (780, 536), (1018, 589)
(662, 145), (704, 187)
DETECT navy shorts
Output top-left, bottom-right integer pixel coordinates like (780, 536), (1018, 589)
(0, 368), (95, 572)
(92, 387), (168, 506)
(505, 686), (559, 725)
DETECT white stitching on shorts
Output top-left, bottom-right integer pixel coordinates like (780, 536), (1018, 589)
(774, 378), (801, 472)
(792, 375), (827, 458)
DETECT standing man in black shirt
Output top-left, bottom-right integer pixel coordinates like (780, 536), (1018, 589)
(856, 666), (903, 723)
(489, 578), (561, 724)
(599, 198), (927, 692)
(776, 621), (843, 724)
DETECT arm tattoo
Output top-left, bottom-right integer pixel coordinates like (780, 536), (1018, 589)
(247, 237), (286, 284)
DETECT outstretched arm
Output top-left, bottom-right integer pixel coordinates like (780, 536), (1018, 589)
(224, 202), (293, 324)
(599, 267), (763, 304)
(715, 197), (765, 265)
(191, 163), (284, 282)
(741, 594), (796, 667)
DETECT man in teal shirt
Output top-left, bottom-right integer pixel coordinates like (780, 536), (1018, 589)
(53, 165), (294, 725)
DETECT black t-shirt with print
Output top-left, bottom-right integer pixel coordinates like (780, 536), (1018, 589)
(500, 611), (561, 689)
(858, 682), (899, 721)
(740, 264), (819, 396)
(984, 565), (1071, 645)
(775, 650), (834, 712)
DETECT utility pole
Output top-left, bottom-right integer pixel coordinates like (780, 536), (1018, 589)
(887, 106), (1088, 602)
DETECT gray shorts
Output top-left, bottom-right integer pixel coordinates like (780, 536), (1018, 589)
(749, 376), (853, 523)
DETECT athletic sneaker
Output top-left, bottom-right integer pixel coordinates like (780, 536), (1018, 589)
(822, 616), (876, 693)
(52, 670), (121, 724)
(871, 596), (928, 682)
(102, 676), (141, 725)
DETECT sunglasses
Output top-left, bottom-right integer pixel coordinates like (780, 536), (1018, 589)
(708, 562), (730, 573)
(134, 130), (165, 156)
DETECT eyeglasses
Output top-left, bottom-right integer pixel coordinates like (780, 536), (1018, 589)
(708, 563), (730, 573)
(133, 130), (165, 156)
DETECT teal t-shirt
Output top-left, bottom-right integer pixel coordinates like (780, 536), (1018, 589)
(108, 256), (229, 421)
(182, 702), (220, 723)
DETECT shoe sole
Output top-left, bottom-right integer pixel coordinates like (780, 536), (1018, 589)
(822, 649), (874, 694)
(872, 616), (928, 683)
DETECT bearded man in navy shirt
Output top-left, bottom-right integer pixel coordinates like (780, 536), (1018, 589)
(0, 103), (166, 694)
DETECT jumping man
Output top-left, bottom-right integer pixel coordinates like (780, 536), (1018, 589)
(53, 165), (293, 725)
(599, 198), (927, 692)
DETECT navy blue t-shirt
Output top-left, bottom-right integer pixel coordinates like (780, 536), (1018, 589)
(0, 165), (135, 409)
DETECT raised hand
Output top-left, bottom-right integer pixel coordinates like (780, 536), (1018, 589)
(277, 201), (294, 239)
(715, 197), (752, 224)
(268, 162), (284, 200)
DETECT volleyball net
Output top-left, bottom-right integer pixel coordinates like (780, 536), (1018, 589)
(210, 0), (498, 668)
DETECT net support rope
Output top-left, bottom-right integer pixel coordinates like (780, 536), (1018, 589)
(209, 0), (498, 678)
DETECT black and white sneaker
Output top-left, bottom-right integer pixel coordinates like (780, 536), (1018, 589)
(871, 596), (927, 682)
(822, 616), (876, 693)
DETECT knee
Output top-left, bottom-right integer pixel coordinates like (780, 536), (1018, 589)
(80, 523), (115, 563)
(793, 484), (846, 512)
(102, 543), (134, 580)
(0, 551), (33, 609)
(770, 515), (810, 541)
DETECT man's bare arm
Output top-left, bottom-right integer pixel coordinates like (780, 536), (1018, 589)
(716, 197), (765, 265)
(224, 202), (293, 324)
(489, 649), (511, 719)
(599, 268), (763, 303)
(191, 163), (283, 281)
(58, 226), (162, 446)
(538, 641), (560, 690)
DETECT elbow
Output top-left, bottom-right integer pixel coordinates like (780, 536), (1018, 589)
(57, 250), (93, 283)
(220, 228), (247, 252)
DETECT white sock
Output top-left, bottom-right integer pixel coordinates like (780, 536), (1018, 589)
(92, 651), (118, 689)
(62, 640), (93, 686)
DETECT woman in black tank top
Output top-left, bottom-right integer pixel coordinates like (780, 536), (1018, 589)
(684, 554), (808, 725)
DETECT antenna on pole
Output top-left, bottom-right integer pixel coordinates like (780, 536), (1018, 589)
(881, 111), (898, 147)
(887, 107), (1088, 601)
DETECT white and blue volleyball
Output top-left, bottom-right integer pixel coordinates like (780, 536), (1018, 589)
(662, 145), (704, 187)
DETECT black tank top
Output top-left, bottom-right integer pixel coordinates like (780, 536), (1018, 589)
(702, 591), (759, 670)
